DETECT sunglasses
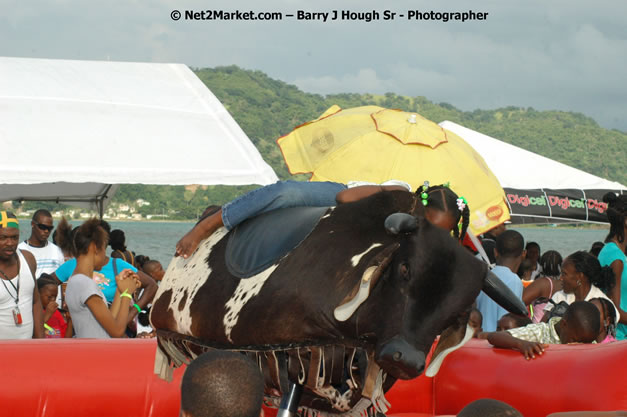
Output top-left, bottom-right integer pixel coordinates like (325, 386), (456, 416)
(35, 223), (54, 232)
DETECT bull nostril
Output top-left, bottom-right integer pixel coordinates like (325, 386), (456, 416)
(393, 351), (402, 361)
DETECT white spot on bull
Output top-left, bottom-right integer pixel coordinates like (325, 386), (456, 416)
(223, 264), (277, 342)
(153, 227), (229, 335)
(350, 243), (382, 267)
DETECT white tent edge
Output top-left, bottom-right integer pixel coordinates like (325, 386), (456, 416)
(439, 120), (626, 191)
(0, 57), (279, 215)
(439, 120), (625, 225)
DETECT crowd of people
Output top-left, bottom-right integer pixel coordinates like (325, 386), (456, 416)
(0, 209), (165, 340)
(466, 189), (627, 358)
(0, 181), (626, 416)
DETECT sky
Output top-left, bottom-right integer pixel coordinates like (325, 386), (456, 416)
(2, 0), (627, 132)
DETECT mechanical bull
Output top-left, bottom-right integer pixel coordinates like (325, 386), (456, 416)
(151, 190), (525, 417)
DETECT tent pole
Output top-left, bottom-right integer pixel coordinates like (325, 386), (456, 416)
(98, 184), (113, 219)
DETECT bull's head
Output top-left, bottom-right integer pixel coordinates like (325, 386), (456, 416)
(348, 213), (525, 380)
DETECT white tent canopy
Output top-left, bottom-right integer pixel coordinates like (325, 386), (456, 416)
(0, 57), (278, 214)
(439, 121), (625, 224)
(439, 121), (625, 190)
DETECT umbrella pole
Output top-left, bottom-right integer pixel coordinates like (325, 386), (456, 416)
(468, 231), (492, 266)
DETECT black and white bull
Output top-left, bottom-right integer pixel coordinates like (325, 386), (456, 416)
(151, 190), (524, 417)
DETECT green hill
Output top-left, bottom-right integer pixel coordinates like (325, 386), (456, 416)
(111, 65), (626, 218)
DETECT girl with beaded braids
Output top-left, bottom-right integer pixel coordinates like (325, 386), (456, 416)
(414, 182), (470, 243)
(590, 297), (617, 343)
(176, 180), (470, 258)
(523, 250), (564, 323)
(598, 192), (627, 339)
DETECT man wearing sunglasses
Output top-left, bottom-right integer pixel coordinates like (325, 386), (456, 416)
(17, 209), (64, 279)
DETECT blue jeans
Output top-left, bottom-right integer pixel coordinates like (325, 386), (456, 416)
(221, 181), (347, 230)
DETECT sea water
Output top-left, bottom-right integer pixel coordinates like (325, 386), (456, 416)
(18, 219), (193, 268)
(19, 220), (608, 269)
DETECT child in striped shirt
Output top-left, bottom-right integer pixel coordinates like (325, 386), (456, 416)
(487, 301), (600, 360)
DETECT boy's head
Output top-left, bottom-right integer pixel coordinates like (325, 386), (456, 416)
(525, 242), (540, 264)
(494, 230), (525, 269)
(181, 350), (264, 417)
(135, 254), (150, 269)
(495, 230), (525, 258)
(457, 398), (523, 417)
(109, 229), (126, 251)
(589, 241), (605, 257)
(558, 301), (601, 344)
(143, 260), (165, 282)
(497, 313), (531, 331)
(469, 308), (483, 328)
(517, 259), (533, 280)
(469, 308), (483, 336)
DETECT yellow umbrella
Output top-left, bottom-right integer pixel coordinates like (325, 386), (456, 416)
(277, 105), (509, 235)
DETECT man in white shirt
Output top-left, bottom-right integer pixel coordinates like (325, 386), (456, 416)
(18, 209), (64, 278)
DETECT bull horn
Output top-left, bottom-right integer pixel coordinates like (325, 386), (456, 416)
(384, 213), (417, 235)
(483, 270), (527, 316)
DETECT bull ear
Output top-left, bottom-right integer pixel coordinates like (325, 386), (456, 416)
(334, 243), (400, 322)
(385, 213), (418, 235)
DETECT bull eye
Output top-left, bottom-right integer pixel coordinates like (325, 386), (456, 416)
(399, 263), (410, 280)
